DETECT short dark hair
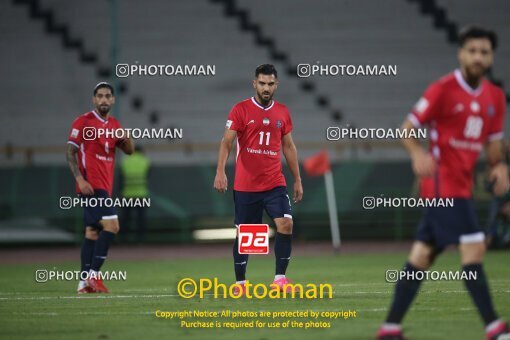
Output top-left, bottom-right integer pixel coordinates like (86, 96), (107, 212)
(458, 25), (498, 50)
(255, 64), (277, 78)
(93, 82), (114, 96)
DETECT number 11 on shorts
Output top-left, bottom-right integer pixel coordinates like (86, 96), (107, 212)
(238, 224), (269, 254)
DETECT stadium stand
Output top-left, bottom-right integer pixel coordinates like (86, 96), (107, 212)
(435, 0), (510, 83)
(1, 0), (509, 165)
(2, 0), (332, 165)
(2, 0), (509, 243)
(237, 0), (457, 129)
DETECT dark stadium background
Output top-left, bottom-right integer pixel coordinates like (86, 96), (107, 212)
(2, 2), (510, 340)
(1, 0), (508, 246)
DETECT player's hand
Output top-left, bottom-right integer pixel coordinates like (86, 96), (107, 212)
(411, 149), (436, 177)
(214, 171), (228, 193)
(115, 128), (128, 146)
(116, 128), (129, 139)
(77, 176), (94, 195)
(293, 179), (303, 203)
(489, 162), (510, 197)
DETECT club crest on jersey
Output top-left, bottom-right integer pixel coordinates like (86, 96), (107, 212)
(263, 118), (270, 126)
(453, 103), (464, 113)
(470, 101), (480, 113)
(276, 120), (282, 129)
(488, 104), (495, 116)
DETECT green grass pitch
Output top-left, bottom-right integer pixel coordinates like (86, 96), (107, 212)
(0, 250), (509, 339)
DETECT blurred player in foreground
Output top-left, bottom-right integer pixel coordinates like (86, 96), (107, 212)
(66, 82), (134, 293)
(377, 26), (510, 340)
(214, 64), (303, 295)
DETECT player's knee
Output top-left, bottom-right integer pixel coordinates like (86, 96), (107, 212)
(107, 224), (120, 234)
(277, 218), (293, 234)
(460, 242), (485, 265)
(101, 219), (120, 234)
(84, 227), (99, 240)
(409, 255), (431, 270)
(408, 242), (434, 270)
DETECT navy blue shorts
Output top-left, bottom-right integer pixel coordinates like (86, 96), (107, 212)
(233, 186), (292, 225)
(415, 198), (485, 250)
(79, 189), (118, 229)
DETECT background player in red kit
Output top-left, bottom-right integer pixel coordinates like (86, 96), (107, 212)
(66, 82), (134, 293)
(214, 64), (303, 294)
(377, 27), (510, 340)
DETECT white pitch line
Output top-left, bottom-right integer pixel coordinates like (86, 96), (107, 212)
(342, 289), (510, 294)
(358, 307), (475, 312)
(11, 311), (153, 316)
(0, 294), (178, 301)
(330, 283), (389, 287)
(0, 289), (508, 301)
(0, 293), (219, 301)
(342, 291), (390, 294)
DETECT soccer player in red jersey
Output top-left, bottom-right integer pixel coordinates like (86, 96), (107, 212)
(214, 64), (303, 294)
(377, 27), (510, 340)
(66, 82), (134, 293)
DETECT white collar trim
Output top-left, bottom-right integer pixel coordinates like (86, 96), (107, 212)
(251, 97), (274, 111)
(92, 110), (108, 123)
(454, 69), (483, 97)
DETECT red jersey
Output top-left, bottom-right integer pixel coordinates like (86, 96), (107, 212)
(227, 97), (293, 192)
(67, 110), (124, 195)
(408, 69), (506, 198)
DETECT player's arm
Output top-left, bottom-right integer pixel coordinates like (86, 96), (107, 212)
(117, 135), (134, 155)
(282, 132), (303, 203)
(66, 143), (94, 195)
(486, 139), (509, 196)
(403, 82), (442, 177)
(213, 129), (237, 193)
(400, 119), (436, 177)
